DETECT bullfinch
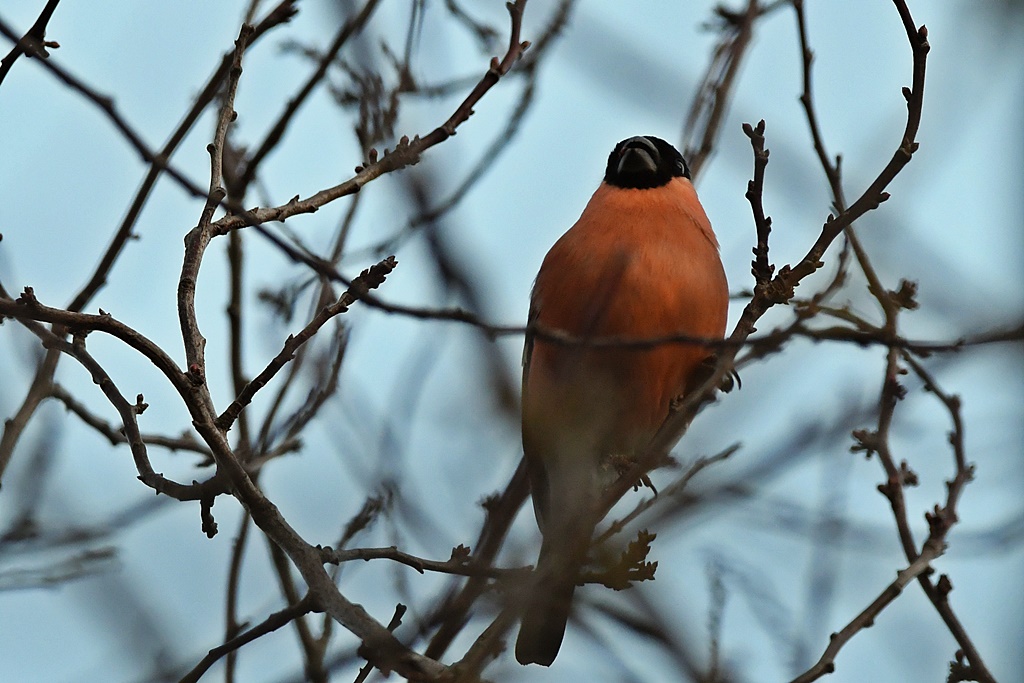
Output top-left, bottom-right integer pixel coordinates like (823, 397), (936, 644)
(515, 136), (729, 666)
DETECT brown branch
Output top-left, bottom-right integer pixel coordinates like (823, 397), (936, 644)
(0, 20), (211, 203)
(179, 594), (317, 683)
(225, 228), (252, 457)
(268, 539), (329, 682)
(0, 345), (58, 484)
(320, 544), (521, 580)
(209, 0), (531, 238)
(790, 2), (992, 679)
(252, 340), (311, 453)
(216, 256), (397, 431)
(224, 510), (253, 683)
(596, 0), (931, 552)
(447, 605), (519, 681)
(48, 383), (212, 458)
(201, 22), (253, 230)
(63, 328), (228, 502)
(789, 541), (945, 683)
(793, 0), (845, 209)
(866, 348), (921, 563)
(901, 353), (992, 683)
(0, 291), (230, 505)
(743, 120), (774, 288)
(219, 8), (296, 466)
(234, 0), (384, 194)
(178, 21), (253, 390)
(66, 0), (297, 315)
(353, 605), (408, 683)
(0, 290), (194, 405)
(783, 8), (929, 286)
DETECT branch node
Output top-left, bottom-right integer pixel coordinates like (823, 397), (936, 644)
(200, 495), (218, 538)
(133, 394), (149, 416)
(17, 286), (39, 306)
(187, 363), (206, 385)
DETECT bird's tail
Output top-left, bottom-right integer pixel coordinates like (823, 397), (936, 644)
(515, 511), (592, 666)
(515, 537), (578, 665)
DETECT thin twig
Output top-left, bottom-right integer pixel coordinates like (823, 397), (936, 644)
(223, 509), (253, 683)
(0, 0), (62, 89)
(180, 22), (254, 384)
(790, 2), (992, 680)
(320, 544), (522, 579)
(353, 605), (408, 683)
(48, 383), (212, 457)
(216, 256), (397, 431)
(0, 19), (210, 203)
(268, 539), (328, 682)
(789, 541), (945, 683)
(179, 594), (317, 683)
(596, 0), (932, 562)
(743, 120), (774, 288)
(594, 444), (741, 546)
(234, 0), (384, 194)
(209, 0), (532, 239)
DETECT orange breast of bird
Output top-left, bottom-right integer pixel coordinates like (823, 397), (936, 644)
(524, 176), (728, 463)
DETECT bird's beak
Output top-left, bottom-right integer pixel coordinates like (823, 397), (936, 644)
(616, 136), (659, 176)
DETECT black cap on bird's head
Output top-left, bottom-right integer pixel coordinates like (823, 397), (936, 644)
(604, 135), (690, 189)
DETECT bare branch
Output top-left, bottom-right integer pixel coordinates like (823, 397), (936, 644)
(216, 255), (397, 432)
(49, 383), (212, 458)
(209, 0), (532, 239)
(743, 119), (775, 288)
(790, 541), (945, 683)
(234, 0), (384, 194)
(321, 544), (522, 580)
(0, 0), (62, 89)
(180, 594), (317, 683)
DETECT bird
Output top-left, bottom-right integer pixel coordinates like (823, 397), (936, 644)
(515, 135), (729, 666)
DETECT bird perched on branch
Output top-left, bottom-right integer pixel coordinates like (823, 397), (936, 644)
(516, 135), (729, 666)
